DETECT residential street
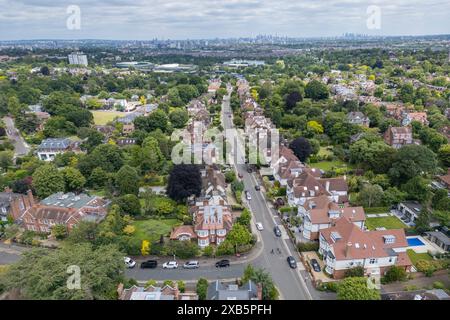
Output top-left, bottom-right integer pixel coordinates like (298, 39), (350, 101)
(124, 90), (323, 299)
(3, 116), (30, 156)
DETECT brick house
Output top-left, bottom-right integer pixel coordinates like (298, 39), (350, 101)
(319, 217), (412, 279)
(192, 195), (233, 248)
(0, 189), (34, 222)
(11, 192), (109, 233)
(118, 283), (198, 300)
(384, 126), (413, 149)
(298, 195), (365, 240)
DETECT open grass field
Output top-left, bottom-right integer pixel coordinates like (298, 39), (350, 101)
(132, 219), (182, 242)
(365, 216), (408, 230)
(91, 110), (125, 125)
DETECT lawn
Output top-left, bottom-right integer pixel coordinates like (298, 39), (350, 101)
(407, 249), (433, 266)
(365, 216), (408, 230)
(91, 110), (125, 125)
(132, 219), (182, 242)
(311, 160), (352, 172)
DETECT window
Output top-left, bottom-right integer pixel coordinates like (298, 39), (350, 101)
(369, 258), (377, 264)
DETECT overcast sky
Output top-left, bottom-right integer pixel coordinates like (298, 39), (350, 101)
(0, 0), (449, 40)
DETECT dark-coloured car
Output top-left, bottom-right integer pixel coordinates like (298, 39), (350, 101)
(287, 256), (297, 269)
(273, 226), (282, 237)
(215, 259), (230, 268)
(247, 167), (253, 173)
(255, 185), (261, 191)
(310, 259), (321, 272)
(140, 260), (158, 269)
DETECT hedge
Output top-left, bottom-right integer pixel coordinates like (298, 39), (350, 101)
(297, 242), (319, 252)
(364, 207), (390, 214)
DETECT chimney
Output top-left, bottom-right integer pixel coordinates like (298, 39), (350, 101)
(173, 282), (180, 300)
(117, 283), (124, 299)
(325, 180), (330, 191)
(26, 190), (35, 207)
(345, 242), (352, 257)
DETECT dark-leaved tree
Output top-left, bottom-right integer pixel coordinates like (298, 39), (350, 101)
(289, 137), (312, 162)
(167, 164), (201, 202)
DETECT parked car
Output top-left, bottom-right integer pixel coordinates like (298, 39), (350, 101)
(287, 256), (297, 269)
(238, 173), (243, 178)
(124, 257), (136, 268)
(255, 185), (261, 191)
(310, 259), (321, 272)
(215, 259), (230, 268)
(183, 261), (199, 269)
(162, 261), (178, 269)
(140, 260), (158, 269)
(247, 167), (253, 173)
(245, 191), (252, 200)
(255, 222), (264, 231)
(273, 225), (282, 237)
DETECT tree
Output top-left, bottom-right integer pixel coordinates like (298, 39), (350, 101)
(285, 91), (302, 110)
(236, 208), (251, 227)
(81, 130), (104, 153)
(88, 167), (109, 188)
(401, 176), (432, 203)
(241, 266), (279, 300)
(438, 144), (450, 167)
(414, 208), (431, 234)
(134, 109), (169, 133)
(196, 278), (209, 300)
(141, 240), (151, 256)
(357, 184), (384, 207)
(226, 223), (253, 248)
(32, 164), (65, 198)
(62, 167), (86, 192)
(169, 109), (189, 128)
(0, 151), (13, 171)
(139, 137), (165, 173)
(337, 277), (381, 300)
(142, 192), (176, 216)
(344, 266), (365, 278)
(51, 225), (68, 240)
(0, 243), (125, 299)
(77, 144), (123, 177)
(382, 266), (407, 283)
(289, 137), (312, 162)
(305, 80), (329, 100)
(114, 194), (142, 216)
(389, 145), (437, 184)
(167, 164), (202, 202)
(115, 165), (139, 195)
(306, 121), (324, 135)
(40, 66), (50, 76)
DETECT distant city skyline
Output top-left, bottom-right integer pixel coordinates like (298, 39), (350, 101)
(0, 0), (449, 41)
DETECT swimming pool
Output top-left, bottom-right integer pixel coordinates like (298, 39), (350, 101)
(407, 237), (425, 246)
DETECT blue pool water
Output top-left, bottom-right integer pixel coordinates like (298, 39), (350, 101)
(407, 237), (425, 246)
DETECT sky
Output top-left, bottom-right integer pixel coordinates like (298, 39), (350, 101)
(0, 0), (449, 40)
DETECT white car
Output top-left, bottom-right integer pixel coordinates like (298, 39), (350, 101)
(124, 257), (136, 268)
(245, 191), (252, 200)
(162, 261), (178, 269)
(255, 222), (264, 231)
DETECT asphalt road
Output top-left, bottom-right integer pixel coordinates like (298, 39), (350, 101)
(3, 116), (30, 156)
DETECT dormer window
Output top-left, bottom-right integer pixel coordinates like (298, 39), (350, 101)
(383, 235), (396, 244)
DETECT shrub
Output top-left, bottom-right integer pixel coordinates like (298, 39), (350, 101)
(324, 281), (340, 292)
(297, 242), (319, 252)
(164, 240), (199, 259)
(196, 278), (209, 300)
(405, 285), (419, 291)
(382, 266), (407, 283)
(344, 266), (365, 278)
(203, 245), (214, 257)
(416, 259), (442, 277)
(177, 280), (186, 293)
(433, 281), (445, 289)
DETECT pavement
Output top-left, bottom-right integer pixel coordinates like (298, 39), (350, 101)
(3, 116), (30, 157)
(0, 242), (27, 265)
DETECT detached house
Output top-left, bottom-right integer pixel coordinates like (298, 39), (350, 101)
(402, 112), (429, 126)
(298, 195), (365, 240)
(319, 217), (412, 279)
(11, 192), (109, 233)
(0, 189), (34, 222)
(347, 111), (370, 127)
(193, 195), (233, 248)
(384, 126), (413, 149)
(36, 138), (80, 161)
